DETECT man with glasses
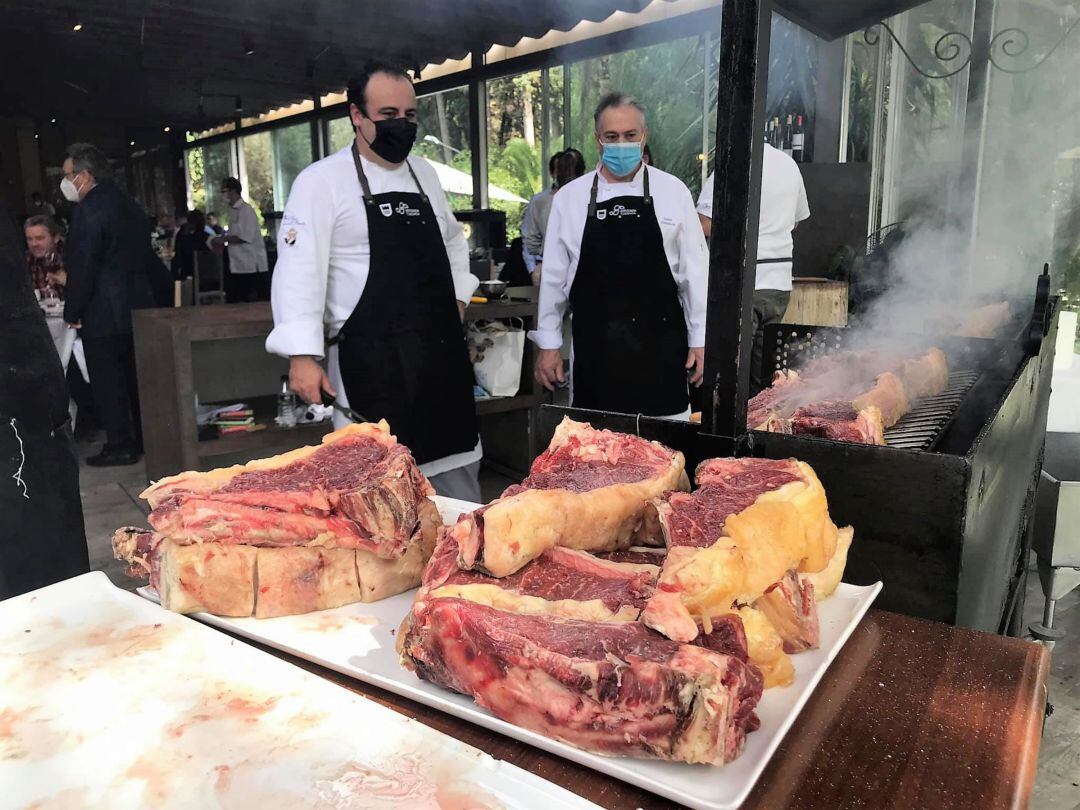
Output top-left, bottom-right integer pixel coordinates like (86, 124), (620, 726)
(531, 93), (708, 418)
(61, 143), (148, 466)
(267, 61), (481, 501)
(211, 177), (268, 302)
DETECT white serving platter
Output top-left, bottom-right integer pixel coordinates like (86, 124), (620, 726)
(138, 497), (882, 810)
(2, 571), (598, 810)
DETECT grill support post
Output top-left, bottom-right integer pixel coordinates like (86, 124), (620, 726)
(701, 0), (772, 447)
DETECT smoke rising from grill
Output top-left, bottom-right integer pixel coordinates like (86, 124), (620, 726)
(836, 1), (1079, 359)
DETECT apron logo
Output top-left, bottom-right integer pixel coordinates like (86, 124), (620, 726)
(610, 204), (638, 218)
(379, 203), (393, 217)
(596, 209), (607, 221)
(396, 202), (420, 216)
(284, 227), (297, 246)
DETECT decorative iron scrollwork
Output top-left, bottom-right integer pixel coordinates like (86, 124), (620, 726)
(863, 15), (1079, 78)
(989, 18), (1080, 74)
(863, 22), (973, 79)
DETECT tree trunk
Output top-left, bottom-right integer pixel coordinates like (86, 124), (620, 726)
(523, 79), (536, 148)
(435, 92), (452, 163)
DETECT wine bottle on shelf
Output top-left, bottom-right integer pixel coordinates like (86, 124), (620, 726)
(771, 116), (782, 148)
(782, 114), (794, 156)
(791, 115), (805, 162)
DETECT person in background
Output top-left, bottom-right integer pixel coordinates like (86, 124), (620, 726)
(29, 191), (56, 217)
(521, 153), (561, 277)
(212, 177), (268, 302)
(267, 60), (481, 501)
(207, 211), (224, 235)
(697, 141), (809, 394)
(642, 143), (654, 166)
(524, 149), (586, 284)
(24, 214), (66, 299)
(61, 142), (147, 466)
(532, 93), (708, 417)
(171, 209), (212, 280)
(0, 198), (89, 599)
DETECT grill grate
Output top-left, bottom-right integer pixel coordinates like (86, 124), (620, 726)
(883, 370), (980, 451)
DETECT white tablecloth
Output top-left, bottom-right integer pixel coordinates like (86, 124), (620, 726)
(45, 314), (78, 373)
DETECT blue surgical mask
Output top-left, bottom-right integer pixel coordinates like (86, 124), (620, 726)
(600, 142), (643, 177)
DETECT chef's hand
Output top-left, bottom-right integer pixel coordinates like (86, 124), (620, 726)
(534, 348), (565, 391)
(47, 270), (67, 286)
(686, 347), (705, 387)
(289, 355), (335, 405)
(66, 321), (81, 329)
(457, 300), (466, 322)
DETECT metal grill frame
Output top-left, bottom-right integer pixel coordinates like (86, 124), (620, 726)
(883, 370), (979, 450)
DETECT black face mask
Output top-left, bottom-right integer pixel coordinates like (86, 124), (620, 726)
(363, 116), (418, 164)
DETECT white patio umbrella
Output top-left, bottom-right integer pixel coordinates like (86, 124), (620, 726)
(418, 156), (528, 203)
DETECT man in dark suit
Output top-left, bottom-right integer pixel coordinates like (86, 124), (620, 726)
(62, 143), (147, 466)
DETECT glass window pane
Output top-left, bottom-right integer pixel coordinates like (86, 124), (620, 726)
(202, 140), (236, 227)
(185, 148), (205, 212)
(240, 131), (273, 233)
(272, 122), (314, 209)
(327, 116), (354, 153)
(413, 86), (472, 212)
(486, 72), (543, 238)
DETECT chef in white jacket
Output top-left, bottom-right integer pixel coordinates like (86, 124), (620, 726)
(531, 93), (708, 417)
(698, 142), (809, 394)
(266, 61), (481, 500)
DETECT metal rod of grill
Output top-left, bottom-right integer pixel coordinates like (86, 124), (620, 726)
(883, 370), (980, 451)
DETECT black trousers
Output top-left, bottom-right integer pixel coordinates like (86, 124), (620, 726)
(227, 271), (270, 303)
(0, 422), (88, 599)
(82, 334), (142, 452)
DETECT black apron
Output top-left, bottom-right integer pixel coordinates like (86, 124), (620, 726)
(568, 167), (689, 415)
(334, 146), (478, 465)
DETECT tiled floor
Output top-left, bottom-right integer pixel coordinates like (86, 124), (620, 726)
(74, 433), (1080, 808)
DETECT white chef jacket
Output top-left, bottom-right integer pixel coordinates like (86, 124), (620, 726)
(697, 144), (809, 292)
(266, 145), (481, 477)
(529, 163), (708, 351)
(225, 198), (268, 274)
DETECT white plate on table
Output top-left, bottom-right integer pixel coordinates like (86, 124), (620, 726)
(139, 497), (883, 810)
(3, 571), (597, 810)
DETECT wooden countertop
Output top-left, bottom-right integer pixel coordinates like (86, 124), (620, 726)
(253, 609), (1048, 809)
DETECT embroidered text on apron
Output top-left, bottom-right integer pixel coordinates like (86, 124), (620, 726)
(334, 145), (478, 464)
(568, 166), (689, 415)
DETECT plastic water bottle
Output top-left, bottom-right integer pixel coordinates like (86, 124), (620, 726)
(276, 375), (297, 428)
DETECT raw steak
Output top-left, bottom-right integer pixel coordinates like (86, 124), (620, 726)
(641, 457), (836, 686)
(423, 529), (659, 622)
(453, 418), (688, 578)
(400, 597), (763, 765)
(754, 569), (820, 653)
(141, 422), (434, 558)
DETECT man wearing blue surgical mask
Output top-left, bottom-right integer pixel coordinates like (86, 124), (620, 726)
(530, 93), (708, 419)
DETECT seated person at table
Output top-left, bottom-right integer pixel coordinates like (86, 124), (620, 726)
(24, 214), (66, 300)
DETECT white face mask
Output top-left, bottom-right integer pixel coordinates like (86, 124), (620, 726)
(60, 176), (81, 203)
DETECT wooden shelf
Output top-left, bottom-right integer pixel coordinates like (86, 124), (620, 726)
(197, 395), (331, 458)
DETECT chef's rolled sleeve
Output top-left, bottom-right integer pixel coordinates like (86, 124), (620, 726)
(528, 196), (570, 350)
(266, 171), (332, 359)
(676, 185), (709, 347)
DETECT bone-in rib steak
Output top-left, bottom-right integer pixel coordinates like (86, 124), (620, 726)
(453, 417), (688, 578)
(400, 597), (763, 766)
